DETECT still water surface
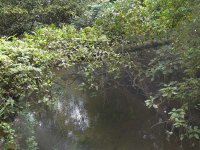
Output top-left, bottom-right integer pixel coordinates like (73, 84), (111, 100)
(15, 71), (198, 150)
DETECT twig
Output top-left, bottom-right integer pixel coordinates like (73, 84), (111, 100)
(151, 121), (168, 128)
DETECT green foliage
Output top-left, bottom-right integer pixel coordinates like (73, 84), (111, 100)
(144, 0), (193, 29)
(0, 122), (17, 149)
(0, 38), (54, 109)
(169, 108), (187, 128)
(0, 0), (92, 36)
(1, 0), (200, 145)
(145, 96), (156, 108)
(0, 38), (60, 148)
(24, 24), (133, 90)
(187, 126), (200, 140)
(26, 136), (38, 150)
(91, 0), (193, 42)
(145, 1), (200, 141)
(94, 0), (151, 41)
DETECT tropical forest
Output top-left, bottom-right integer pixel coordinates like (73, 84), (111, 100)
(0, 0), (200, 149)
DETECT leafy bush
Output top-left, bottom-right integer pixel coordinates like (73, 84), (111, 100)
(145, 2), (200, 141)
(0, 38), (59, 148)
(24, 24), (134, 89)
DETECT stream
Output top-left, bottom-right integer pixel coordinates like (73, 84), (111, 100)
(14, 70), (198, 150)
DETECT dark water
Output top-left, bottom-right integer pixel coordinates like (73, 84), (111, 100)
(14, 71), (199, 150)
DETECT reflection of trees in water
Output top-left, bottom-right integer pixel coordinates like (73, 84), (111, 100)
(76, 88), (162, 150)
(76, 87), (186, 150)
(33, 79), (90, 150)
(15, 74), (188, 150)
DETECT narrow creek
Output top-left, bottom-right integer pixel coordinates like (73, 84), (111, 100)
(14, 70), (197, 150)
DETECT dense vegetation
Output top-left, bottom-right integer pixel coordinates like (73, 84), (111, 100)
(1, 0), (200, 149)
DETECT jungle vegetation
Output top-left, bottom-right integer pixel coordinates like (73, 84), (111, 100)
(0, 0), (200, 149)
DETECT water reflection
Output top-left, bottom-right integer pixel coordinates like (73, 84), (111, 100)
(15, 71), (199, 150)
